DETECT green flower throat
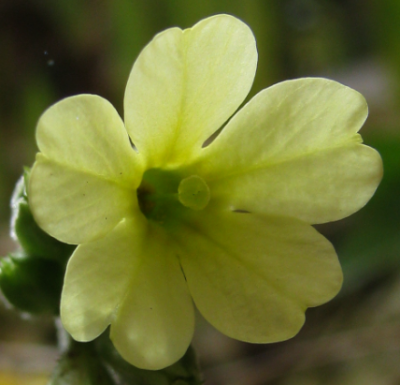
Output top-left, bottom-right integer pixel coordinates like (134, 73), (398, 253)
(137, 169), (210, 224)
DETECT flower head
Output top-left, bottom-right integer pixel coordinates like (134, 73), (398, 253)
(29, 15), (382, 370)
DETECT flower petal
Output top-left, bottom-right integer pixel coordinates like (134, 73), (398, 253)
(35, 94), (141, 188)
(110, 224), (194, 370)
(208, 144), (382, 224)
(174, 210), (342, 343)
(29, 155), (137, 244)
(61, 217), (146, 342)
(124, 14), (257, 167)
(195, 78), (383, 223)
(30, 94), (143, 244)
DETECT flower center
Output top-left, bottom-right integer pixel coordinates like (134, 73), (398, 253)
(137, 169), (210, 224)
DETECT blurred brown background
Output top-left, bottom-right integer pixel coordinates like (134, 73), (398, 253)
(1, 0), (400, 384)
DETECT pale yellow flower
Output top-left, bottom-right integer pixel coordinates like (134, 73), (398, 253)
(29, 15), (382, 370)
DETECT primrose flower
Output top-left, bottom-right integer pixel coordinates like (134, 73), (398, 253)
(29, 15), (382, 370)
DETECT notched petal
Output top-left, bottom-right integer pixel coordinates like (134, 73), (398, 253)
(195, 78), (382, 223)
(124, 14), (257, 167)
(175, 210), (342, 343)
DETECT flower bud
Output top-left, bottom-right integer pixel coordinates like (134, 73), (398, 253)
(11, 173), (75, 264)
(0, 253), (64, 314)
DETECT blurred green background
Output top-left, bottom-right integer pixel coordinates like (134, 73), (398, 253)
(1, 0), (400, 384)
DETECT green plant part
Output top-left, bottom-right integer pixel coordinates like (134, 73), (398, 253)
(11, 172), (75, 264)
(0, 253), (64, 314)
(48, 340), (116, 385)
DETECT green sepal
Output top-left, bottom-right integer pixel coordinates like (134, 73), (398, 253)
(48, 340), (116, 385)
(11, 173), (75, 264)
(0, 253), (64, 314)
(95, 331), (203, 385)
